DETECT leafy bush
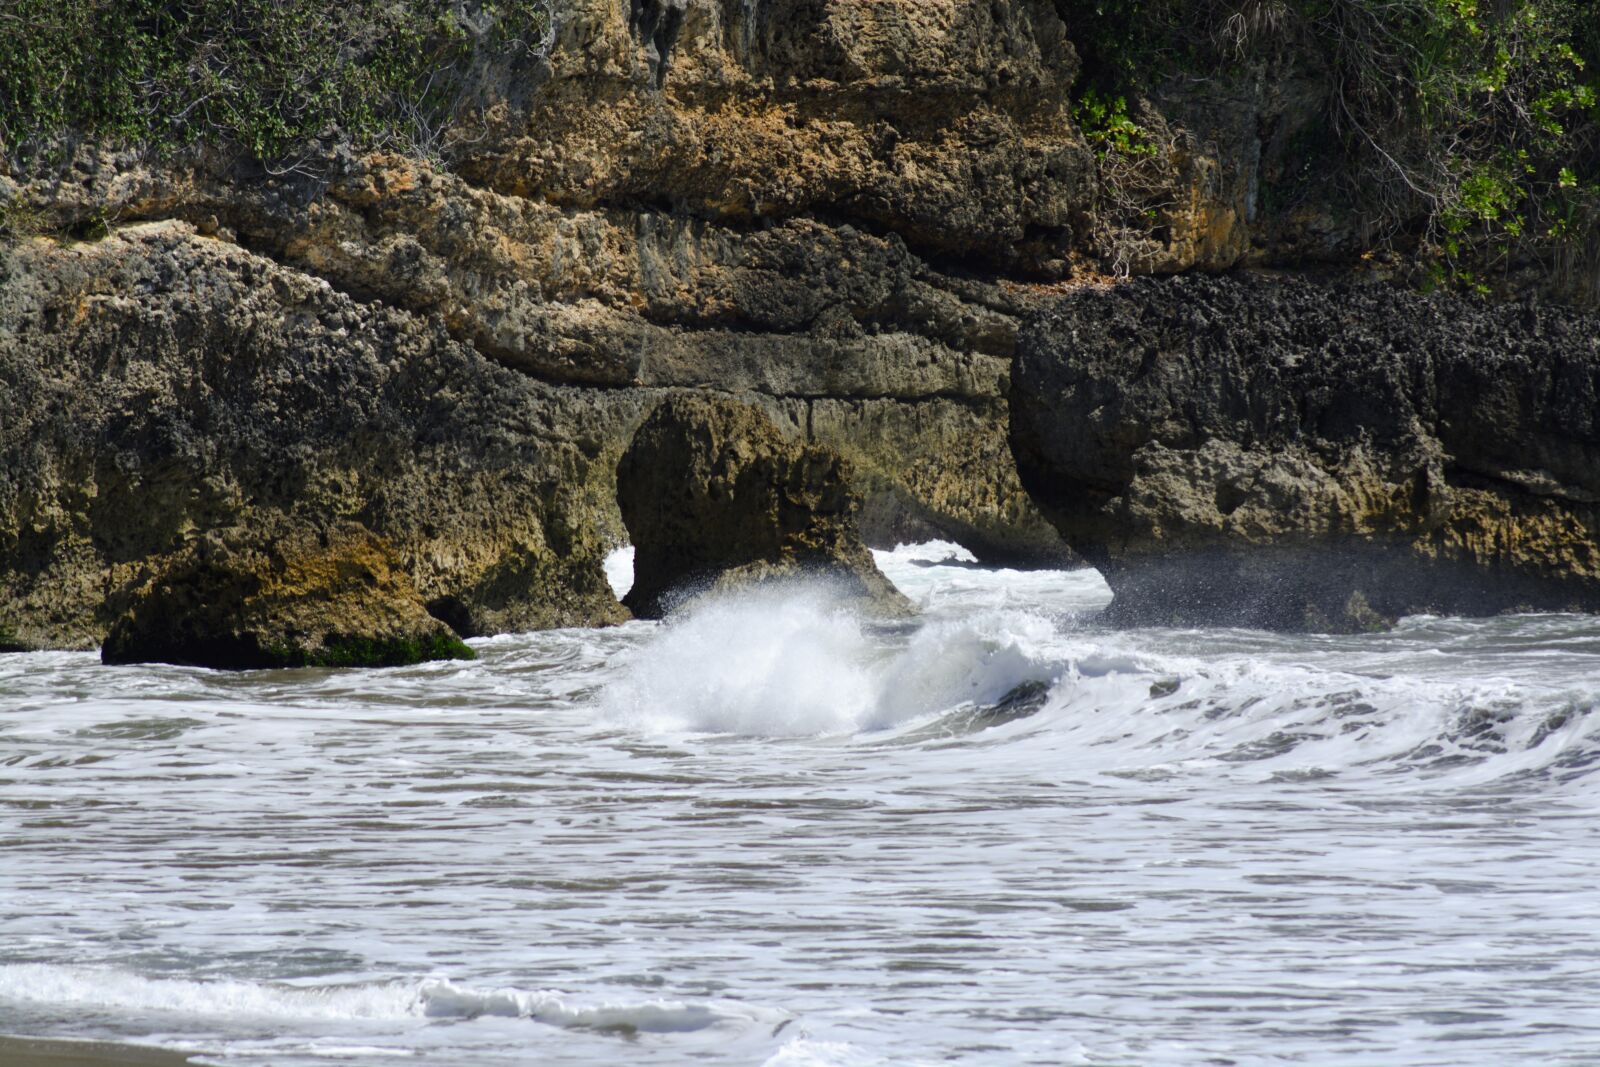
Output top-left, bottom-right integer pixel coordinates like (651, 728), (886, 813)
(0, 0), (553, 169)
(1073, 89), (1158, 158)
(1071, 88), (1175, 277)
(1055, 0), (1599, 293)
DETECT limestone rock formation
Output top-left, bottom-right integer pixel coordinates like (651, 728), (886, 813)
(617, 394), (911, 618)
(2, 0), (1150, 577)
(102, 524), (473, 670)
(19, 0), (1567, 641)
(0, 223), (626, 650)
(1011, 274), (1600, 631)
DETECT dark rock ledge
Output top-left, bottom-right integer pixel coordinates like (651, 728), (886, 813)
(1011, 273), (1600, 632)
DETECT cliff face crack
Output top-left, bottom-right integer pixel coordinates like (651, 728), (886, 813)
(1444, 461), (1600, 507)
(629, 0), (686, 90)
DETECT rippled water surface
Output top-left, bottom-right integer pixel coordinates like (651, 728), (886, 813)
(3, 545), (1600, 1066)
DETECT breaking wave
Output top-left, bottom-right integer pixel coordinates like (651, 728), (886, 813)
(597, 582), (1062, 736)
(0, 964), (778, 1034)
(592, 545), (1600, 787)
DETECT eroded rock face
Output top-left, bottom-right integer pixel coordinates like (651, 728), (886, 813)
(0, 223), (626, 650)
(102, 524), (473, 670)
(1011, 274), (1600, 631)
(617, 394), (911, 618)
(4, 0), (1479, 633)
(0, 0), (1132, 571)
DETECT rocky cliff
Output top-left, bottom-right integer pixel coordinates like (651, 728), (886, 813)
(0, 223), (626, 649)
(618, 393), (909, 618)
(1011, 274), (1600, 631)
(1, 0), (1584, 646)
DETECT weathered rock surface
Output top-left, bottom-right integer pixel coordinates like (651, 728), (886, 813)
(0, 0), (1097, 571)
(0, 223), (626, 650)
(617, 394), (911, 618)
(11, 0), (1546, 641)
(1012, 274), (1600, 631)
(102, 524), (474, 670)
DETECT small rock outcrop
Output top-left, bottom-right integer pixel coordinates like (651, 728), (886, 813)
(1012, 274), (1600, 631)
(102, 524), (474, 670)
(617, 395), (912, 618)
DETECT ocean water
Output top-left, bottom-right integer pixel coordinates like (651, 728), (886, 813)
(3, 543), (1599, 1066)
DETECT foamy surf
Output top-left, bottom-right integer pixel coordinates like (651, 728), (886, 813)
(598, 581), (1065, 736)
(0, 965), (780, 1034)
(595, 547), (1600, 788)
(6, 544), (1600, 1067)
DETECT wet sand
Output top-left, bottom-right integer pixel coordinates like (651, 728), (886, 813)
(0, 1036), (198, 1067)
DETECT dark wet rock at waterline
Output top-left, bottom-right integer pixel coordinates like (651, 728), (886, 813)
(617, 394), (913, 619)
(1011, 273), (1600, 632)
(102, 524), (474, 670)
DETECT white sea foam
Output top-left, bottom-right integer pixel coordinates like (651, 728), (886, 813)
(594, 552), (1600, 781)
(760, 1038), (900, 1067)
(597, 584), (883, 735)
(417, 981), (758, 1032)
(6, 545), (1600, 1067)
(629, 604), (1595, 787)
(0, 965), (770, 1034)
(0, 965), (417, 1021)
(598, 582), (1064, 736)
(604, 545), (636, 600)
(876, 540), (977, 565)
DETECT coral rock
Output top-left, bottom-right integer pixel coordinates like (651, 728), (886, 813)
(1012, 274), (1600, 631)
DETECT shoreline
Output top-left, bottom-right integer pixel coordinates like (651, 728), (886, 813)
(0, 1035), (200, 1067)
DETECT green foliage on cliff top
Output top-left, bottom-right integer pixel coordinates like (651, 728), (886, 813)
(1059, 0), (1600, 293)
(0, 0), (552, 169)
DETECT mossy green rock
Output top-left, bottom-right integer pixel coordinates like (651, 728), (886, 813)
(102, 524), (475, 670)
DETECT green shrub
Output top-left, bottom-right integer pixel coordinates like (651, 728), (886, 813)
(1073, 89), (1158, 158)
(0, 0), (552, 169)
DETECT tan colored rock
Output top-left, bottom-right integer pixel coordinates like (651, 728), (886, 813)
(3, 2), (1100, 567)
(102, 524), (474, 670)
(0, 224), (625, 650)
(4, 0), (1423, 625)
(617, 394), (911, 618)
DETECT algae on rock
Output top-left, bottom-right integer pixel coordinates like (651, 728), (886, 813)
(102, 524), (474, 670)
(0, 222), (626, 650)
